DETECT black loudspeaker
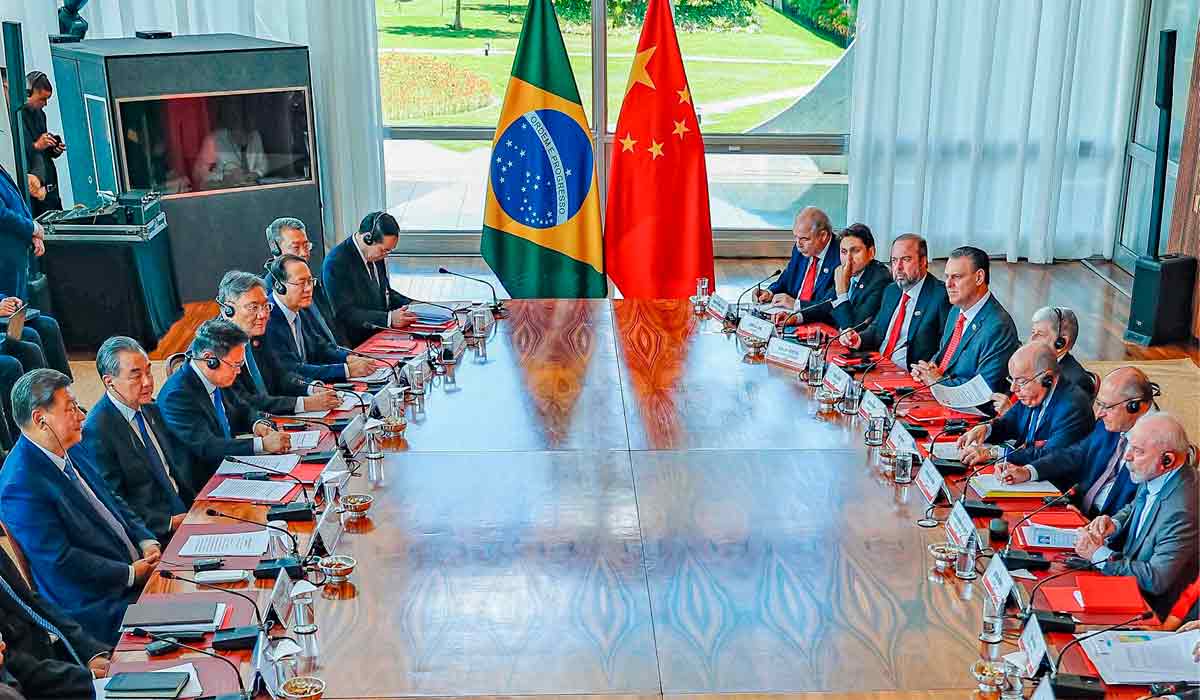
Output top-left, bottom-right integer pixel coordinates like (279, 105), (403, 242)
(1124, 254), (1196, 345)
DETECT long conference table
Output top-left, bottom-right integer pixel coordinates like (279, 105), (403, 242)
(125, 299), (1153, 700)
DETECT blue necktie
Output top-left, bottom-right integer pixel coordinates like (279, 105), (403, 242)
(0, 572), (83, 665)
(211, 388), (232, 439)
(244, 346), (267, 395)
(133, 411), (185, 514)
(61, 459), (139, 561)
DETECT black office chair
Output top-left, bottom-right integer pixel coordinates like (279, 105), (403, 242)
(165, 352), (188, 376)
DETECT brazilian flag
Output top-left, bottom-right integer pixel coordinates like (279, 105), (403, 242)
(481, 0), (606, 298)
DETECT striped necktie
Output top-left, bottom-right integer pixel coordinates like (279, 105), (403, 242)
(0, 572), (83, 665)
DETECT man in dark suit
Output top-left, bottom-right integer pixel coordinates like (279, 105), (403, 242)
(80, 337), (192, 542)
(0, 545), (110, 699)
(262, 256), (379, 389)
(156, 319), (291, 493)
(843, 233), (952, 370)
(0, 354), (22, 450)
(0, 369), (161, 644)
(217, 270), (341, 415)
(828, 224), (890, 330)
(1074, 412), (1198, 619)
(999, 367), (1157, 518)
(266, 217), (343, 346)
(755, 206), (837, 324)
(1028, 306), (1095, 396)
(955, 343), (1093, 466)
(912, 246), (1020, 395)
(322, 211), (417, 346)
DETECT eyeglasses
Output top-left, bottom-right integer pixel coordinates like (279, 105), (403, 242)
(1093, 396), (1137, 413)
(240, 302), (270, 316)
(285, 278), (316, 290)
(286, 240), (313, 252)
(1006, 369), (1049, 389)
(220, 357), (245, 370)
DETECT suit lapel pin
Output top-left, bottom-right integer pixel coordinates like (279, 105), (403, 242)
(914, 310), (922, 317)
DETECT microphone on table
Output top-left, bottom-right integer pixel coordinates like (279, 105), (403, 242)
(155, 570), (267, 651)
(734, 269), (782, 321)
(998, 485), (1078, 571)
(438, 267), (504, 315)
(204, 508), (299, 557)
(1020, 559), (1100, 631)
(129, 627), (249, 700)
(1051, 610), (1154, 697)
(889, 373), (957, 429)
(222, 455), (312, 520)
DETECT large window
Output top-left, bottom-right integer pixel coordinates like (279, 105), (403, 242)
(377, 0), (853, 249)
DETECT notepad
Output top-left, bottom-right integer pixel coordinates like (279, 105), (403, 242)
(288, 430), (322, 450)
(207, 479), (295, 503)
(216, 454), (301, 476)
(178, 530), (269, 557)
(969, 473), (1060, 499)
(99, 669), (193, 699)
(125, 603), (225, 635)
(123, 601), (219, 628)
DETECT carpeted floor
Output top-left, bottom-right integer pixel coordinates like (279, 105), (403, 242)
(1083, 358), (1200, 439)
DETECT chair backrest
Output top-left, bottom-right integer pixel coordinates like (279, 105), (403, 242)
(166, 352), (188, 376)
(0, 520), (34, 591)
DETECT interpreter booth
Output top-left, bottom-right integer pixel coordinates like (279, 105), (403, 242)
(50, 32), (323, 302)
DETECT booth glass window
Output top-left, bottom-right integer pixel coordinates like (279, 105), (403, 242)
(117, 88), (314, 196)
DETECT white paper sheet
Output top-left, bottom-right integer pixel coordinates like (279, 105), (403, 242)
(216, 454), (301, 476)
(287, 430), (322, 450)
(930, 374), (993, 409)
(1020, 524), (1077, 549)
(95, 662), (204, 699)
(292, 408), (330, 419)
(178, 530), (270, 557)
(1079, 629), (1197, 684)
(207, 479), (295, 503)
(969, 473), (1061, 498)
(931, 441), (960, 459)
(359, 366), (394, 383)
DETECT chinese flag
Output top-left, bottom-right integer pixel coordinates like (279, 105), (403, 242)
(604, 0), (714, 299)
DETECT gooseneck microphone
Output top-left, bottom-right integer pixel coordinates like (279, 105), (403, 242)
(204, 508), (299, 557)
(734, 269), (782, 320)
(129, 627), (248, 700)
(999, 486), (1078, 571)
(1051, 611), (1154, 696)
(156, 570), (267, 652)
(438, 267), (503, 314)
(157, 570), (266, 629)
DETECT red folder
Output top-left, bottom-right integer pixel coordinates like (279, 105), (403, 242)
(1040, 585), (1085, 612)
(116, 592), (257, 651)
(109, 656), (245, 697)
(1077, 575), (1148, 614)
(1030, 511), (1088, 528)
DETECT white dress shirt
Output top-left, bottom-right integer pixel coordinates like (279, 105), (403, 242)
(831, 272), (861, 308)
(273, 294), (350, 379)
(191, 362), (263, 453)
(30, 440), (154, 587)
(958, 290), (992, 326)
(1091, 466), (1181, 568)
(354, 235), (397, 327)
(881, 274), (927, 370)
(107, 391), (180, 495)
(790, 238), (834, 321)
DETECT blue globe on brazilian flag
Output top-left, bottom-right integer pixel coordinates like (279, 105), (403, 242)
(481, 0), (606, 298)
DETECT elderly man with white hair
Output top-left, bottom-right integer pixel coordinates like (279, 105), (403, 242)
(1028, 306), (1096, 397)
(1074, 412), (1198, 618)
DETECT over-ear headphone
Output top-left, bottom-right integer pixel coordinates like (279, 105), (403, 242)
(1124, 381), (1162, 414)
(1160, 452), (1173, 467)
(1052, 307), (1067, 351)
(25, 70), (47, 97)
(184, 352), (222, 370)
(217, 298), (236, 318)
(1040, 371), (1055, 389)
(265, 258), (288, 296)
(266, 228), (282, 257)
(361, 211), (385, 246)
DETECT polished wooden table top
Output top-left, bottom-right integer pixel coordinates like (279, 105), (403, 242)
(138, 300), (1147, 700)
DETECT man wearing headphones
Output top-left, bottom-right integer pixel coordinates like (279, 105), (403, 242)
(1074, 412), (1198, 619)
(265, 217), (343, 346)
(956, 342), (1092, 466)
(79, 337), (192, 542)
(18, 71), (64, 216)
(216, 270), (341, 413)
(0, 369), (160, 644)
(999, 367), (1159, 518)
(322, 211), (417, 346)
(260, 256), (378, 389)
(156, 319), (291, 492)
(1028, 306), (1096, 396)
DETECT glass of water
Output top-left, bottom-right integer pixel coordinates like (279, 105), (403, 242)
(894, 452), (915, 484)
(864, 415), (888, 446)
(839, 380), (864, 415)
(803, 351), (826, 387)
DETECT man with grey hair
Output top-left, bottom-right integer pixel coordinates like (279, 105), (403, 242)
(216, 270), (340, 415)
(0, 369), (160, 643)
(266, 217), (342, 346)
(80, 336), (191, 541)
(1075, 412), (1198, 618)
(956, 342), (1092, 466)
(755, 207), (838, 324)
(1028, 305), (1095, 397)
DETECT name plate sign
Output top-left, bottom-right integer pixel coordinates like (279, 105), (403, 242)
(765, 337), (811, 368)
(861, 389), (887, 419)
(737, 314), (775, 342)
(915, 458), (946, 504)
(981, 555), (1015, 612)
(888, 421), (919, 455)
(1019, 615), (1048, 680)
(707, 294), (731, 320)
(945, 501), (976, 547)
(825, 361), (851, 393)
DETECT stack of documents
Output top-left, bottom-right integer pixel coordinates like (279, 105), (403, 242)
(121, 601), (226, 634)
(206, 479), (295, 503)
(1019, 524), (1076, 549)
(1078, 629), (1199, 684)
(970, 473), (1060, 499)
(287, 430), (322, 451)
(216, 454), (300, 476)
(178, 530), (269, 557)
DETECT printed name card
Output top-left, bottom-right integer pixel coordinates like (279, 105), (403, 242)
(945, 501), (976, 548)
(1020, 615), (1049, 681)
(765, 337), (811, 368)
(824, 361), (851, 393)
(860, 389), (887, 419)
(315, 502), (344, 555)
(981, 555), (1015, 612)
(707, 294), (731, 320)
(888, 421), (918, 455)
(915, 458), (946, 505)
(737, 314), (775, 342)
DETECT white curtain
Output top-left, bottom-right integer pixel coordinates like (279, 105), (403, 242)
(0, 0), (384, 247)
(848, 0), (1143, 262)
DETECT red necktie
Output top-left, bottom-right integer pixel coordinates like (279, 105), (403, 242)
(937, 313), (967, 373)
(881, 292), (910, 359)
(798, 257), (819, 302)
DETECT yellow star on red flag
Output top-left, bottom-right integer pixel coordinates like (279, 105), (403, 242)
(672, 120), (690, 139)
(620, 134), (637, 152)
(625, 46), (657, 94)
(648, 140), (664, 159)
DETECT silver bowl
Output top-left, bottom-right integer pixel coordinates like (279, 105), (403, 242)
(340, 494), (373, 520)
(317, 555), (356, 584)
(280, 675), (325, 700)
